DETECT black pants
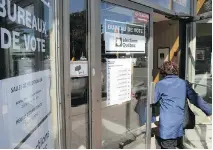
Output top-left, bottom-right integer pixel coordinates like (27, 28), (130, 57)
(156, 136), (184, 149)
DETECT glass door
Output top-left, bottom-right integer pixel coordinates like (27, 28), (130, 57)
(185, 19), (212, 149)
(100, 1), (153, 148)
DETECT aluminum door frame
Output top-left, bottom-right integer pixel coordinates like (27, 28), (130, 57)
(88, 0), (154, 148)
(58, 0), (72, 148)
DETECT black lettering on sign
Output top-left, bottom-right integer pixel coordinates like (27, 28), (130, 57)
(11, 78), (42, 93)
(36, 131), (50, 149)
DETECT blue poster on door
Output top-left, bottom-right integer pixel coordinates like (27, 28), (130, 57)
(172, 0), (190, 14)
(143, 0), (170, 9)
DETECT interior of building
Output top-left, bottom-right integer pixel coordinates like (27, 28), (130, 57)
(153, 12), (180, 82)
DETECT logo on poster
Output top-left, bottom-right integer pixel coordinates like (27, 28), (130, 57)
(134, 11), (149, 23)
(105, 20), (146, 53)
(75, 65), (81, 71)
(115, 37), (122, 47)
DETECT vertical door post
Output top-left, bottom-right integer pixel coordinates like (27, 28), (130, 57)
(88, 0), (102, 148)
(146, 9), (154, 149)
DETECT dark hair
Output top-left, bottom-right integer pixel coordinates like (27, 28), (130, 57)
(160, 61), (179, 75)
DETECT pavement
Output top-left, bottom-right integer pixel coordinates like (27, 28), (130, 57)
(124, 105), (213, 149)
(124, 125), (212, 149)
(183, 104), (212, 149)
(123, 134), (160, 149)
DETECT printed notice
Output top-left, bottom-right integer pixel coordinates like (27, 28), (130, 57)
(70, 61), (88, 77)
(106, 59), (132, 106)
(19, 114), (53, 149)
(0, 70), (51, 148)
(104, 19), (146, 53)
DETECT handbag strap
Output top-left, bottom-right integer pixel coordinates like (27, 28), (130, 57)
(184, 80), (190, 108)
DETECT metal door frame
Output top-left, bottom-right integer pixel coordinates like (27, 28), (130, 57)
(88, 0), (154, 148)
(59, 0), (72, 148)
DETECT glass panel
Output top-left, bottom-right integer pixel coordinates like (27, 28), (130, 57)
(148, 0), (170, 9)
(101, 2), (150, 148)
(69, 0), (89, 149)
(194, 23), (212, 105)
(172, 0), (191, 14)
(131, 0), (171, 10)
(131, 0), (191, 14)
(184, 22), (212, 149)
(0, 0), (58, 148)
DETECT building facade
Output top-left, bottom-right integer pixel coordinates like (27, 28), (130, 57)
(0, 0), (212, 149)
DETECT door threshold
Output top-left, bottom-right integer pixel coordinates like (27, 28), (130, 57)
(119, 126), (154, 149)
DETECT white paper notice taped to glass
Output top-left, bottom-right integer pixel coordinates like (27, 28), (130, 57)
(104, 19), (146, 54)
(106, 58), (132, 106)
(0, 70), (52, 148)
(70, 61), (88, 77)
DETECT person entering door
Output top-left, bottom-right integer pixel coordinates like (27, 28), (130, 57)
(153, 61), (212, 149)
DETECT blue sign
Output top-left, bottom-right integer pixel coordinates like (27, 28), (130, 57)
(133, 0), (191, 14)
(173, 0), (190, 14)
(105, 20), (145, 36)
(150, 0), (170, 9)
(143, 0), (170, 9)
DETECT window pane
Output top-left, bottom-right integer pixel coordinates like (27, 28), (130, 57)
(131, 0), (191, 14)
(69, 0), (89, 149)
(101, 2), (150, 148)
(194, 23), (212, 105)
(0, 0), (58, 148)
(132, 0), (171, 10)
(172, 0), (191, 14)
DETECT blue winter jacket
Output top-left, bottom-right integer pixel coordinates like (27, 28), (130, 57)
(154, 75), (212, 139)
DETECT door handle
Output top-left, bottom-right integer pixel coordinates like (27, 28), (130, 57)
(149, 82), (155, 105)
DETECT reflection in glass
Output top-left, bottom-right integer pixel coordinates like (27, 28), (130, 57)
(185, 22), (212, 147)
(194, 23), (212, 104)
(0, 0), (57, 148)
(0, 1), (52, 78)
(69, 0), (89, 149)
(101, 2), (149, 148)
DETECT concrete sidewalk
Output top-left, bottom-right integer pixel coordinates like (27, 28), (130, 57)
(184, 124), (212, 149)
(124, 106), (212, 149)
(124, 124), (212, 149)
(124, 134), (160, 149)
(124, 127), (212, 149)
